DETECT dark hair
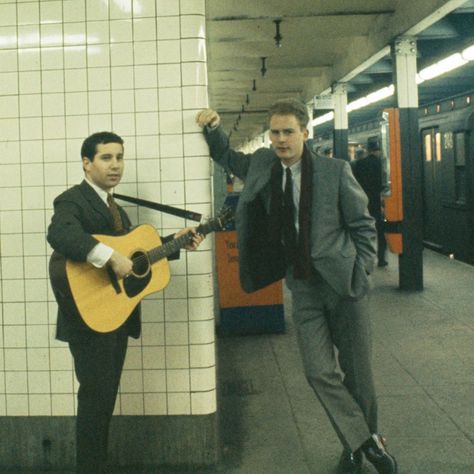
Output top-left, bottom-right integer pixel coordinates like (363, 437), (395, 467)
(81, 131), (124, 161)
(268, 98), (310, 129)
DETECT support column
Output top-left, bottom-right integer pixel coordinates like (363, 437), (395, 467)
(332, 83), (349, 161)
(392, 37), (424, 290)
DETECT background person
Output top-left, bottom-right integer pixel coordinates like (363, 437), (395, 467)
(351, 141), (388, 267)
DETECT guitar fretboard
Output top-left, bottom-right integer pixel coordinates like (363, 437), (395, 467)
(146, 219), (219, 265)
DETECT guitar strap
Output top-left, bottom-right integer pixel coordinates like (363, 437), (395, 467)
(113, 193), (202, 222)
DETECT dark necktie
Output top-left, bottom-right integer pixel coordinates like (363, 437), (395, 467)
(283, 167), (297, 259)
(107, 193), (124, 234)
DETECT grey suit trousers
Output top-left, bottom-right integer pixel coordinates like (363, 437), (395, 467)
(286, 269), (377, 452)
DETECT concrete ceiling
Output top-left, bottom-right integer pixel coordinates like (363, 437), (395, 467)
(204, 0), (471, 147)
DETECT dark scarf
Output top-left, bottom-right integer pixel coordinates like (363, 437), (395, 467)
(295, 145), (313, 279)
(269, 144), (313, 279)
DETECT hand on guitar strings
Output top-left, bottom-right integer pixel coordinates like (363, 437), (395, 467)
(108, 250), (134, 279)
(175, 227), (205, 251)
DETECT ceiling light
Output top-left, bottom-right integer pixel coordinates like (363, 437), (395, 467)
(418, 52), (468, 81)
(461, 43), (474, 60)
(313, 112), (334, 126)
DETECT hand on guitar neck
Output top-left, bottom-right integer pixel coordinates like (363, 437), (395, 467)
(174, 226), (205, 251)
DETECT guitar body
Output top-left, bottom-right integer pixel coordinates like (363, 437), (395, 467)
(49, 206), (233, 334)
(65, 224), (170, 333)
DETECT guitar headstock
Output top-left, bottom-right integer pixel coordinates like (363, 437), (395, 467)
(197, 206), (235, 235)
(216, 205), (234, 230)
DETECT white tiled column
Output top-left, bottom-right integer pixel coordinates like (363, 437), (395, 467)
(0, 0), (215, 420)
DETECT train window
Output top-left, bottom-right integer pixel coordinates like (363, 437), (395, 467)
(424, 133), (432, 161)
(435, 132), (442, 161)
(454, 132), (466, 166)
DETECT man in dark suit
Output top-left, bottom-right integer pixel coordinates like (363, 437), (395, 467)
(47, 131), (204, 474)
(196, 100), (397, 474)
(352, 141), (388, 267)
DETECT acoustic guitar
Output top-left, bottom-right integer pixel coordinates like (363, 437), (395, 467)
(49, 207), (233, 333)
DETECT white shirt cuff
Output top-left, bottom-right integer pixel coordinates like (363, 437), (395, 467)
(86, 242), (114, 268)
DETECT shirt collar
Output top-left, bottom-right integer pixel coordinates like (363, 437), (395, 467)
(85, 177), (110, 205)
(281, 159), (302, 174)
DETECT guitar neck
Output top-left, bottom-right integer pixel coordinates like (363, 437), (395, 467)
(147, 220), (216, 265)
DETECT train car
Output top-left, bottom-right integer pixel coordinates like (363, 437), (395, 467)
(314, 91), (474, 265)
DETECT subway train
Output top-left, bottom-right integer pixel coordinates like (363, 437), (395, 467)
(313, 91), (474, 265)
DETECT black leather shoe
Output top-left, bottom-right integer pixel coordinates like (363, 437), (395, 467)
(337, 449), (363, 474)
(362, 434), (397, 474)
(377, 260), (388, 267)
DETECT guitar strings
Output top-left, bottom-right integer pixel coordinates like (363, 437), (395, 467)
(123, 215), (226, 270)
(129, 232), (194, 268)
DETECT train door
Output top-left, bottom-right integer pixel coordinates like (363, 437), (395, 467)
(466, 112), (474, 263)
(421, 128), (443, 249)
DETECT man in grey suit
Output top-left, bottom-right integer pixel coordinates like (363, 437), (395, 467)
(196, 99), (397, 474)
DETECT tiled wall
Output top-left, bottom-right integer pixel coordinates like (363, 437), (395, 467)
(0, 0), (216, 418)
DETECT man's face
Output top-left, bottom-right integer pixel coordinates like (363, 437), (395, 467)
(269, 114), (308, 166)
(83, 142), (124, 192)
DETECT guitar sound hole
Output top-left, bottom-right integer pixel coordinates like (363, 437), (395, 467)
(131, 251), (150, 277)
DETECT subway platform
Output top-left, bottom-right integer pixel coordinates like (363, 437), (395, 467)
(216, 249), (474, 474)
(20, 249), (474, 474)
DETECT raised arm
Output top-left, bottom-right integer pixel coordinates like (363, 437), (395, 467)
(196, 108), (253, 181)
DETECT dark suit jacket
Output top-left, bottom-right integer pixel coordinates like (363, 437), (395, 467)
(47, 180), (175, 342)
(204, 126), (377, 299)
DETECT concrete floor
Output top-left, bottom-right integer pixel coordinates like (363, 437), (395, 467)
(216, 249), (474, 474)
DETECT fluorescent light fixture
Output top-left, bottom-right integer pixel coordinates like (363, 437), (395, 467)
(312, 42), (474, 128)
(416, 73), (424, 85)
(313, 112), (334, 126)
(418, 52), (468, 81)
(462, 44), (474, 60)
(366, 85), (395, 103)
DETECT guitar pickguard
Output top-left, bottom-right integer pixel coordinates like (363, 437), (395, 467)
(123, 271), (152, 297)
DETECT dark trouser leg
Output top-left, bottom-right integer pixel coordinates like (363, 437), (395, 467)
(286, 271), (373, 452)
(375, 218), (387, 264)
(69, 329), (128, 474)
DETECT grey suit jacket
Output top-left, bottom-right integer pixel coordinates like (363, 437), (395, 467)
(204, 125), (377, 299)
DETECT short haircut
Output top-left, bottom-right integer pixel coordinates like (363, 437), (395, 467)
(81, 131), (124, 161)
(268, 98), (310, 129)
